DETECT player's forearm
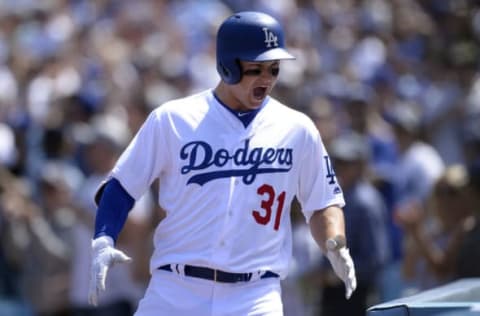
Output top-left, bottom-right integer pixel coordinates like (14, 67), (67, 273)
(94, 178), (135, 243)
(309, 205), (346, 252)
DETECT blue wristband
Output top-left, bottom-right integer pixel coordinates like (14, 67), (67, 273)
(94, 178), (135, 242)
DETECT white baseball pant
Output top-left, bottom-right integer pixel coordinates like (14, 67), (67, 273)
(134, 268), (283, 316)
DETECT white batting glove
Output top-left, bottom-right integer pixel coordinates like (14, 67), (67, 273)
(88, 236), (131, 306)
(326, 236), (357, 299)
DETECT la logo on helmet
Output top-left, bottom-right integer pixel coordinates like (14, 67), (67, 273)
(262, 27), (278, 48)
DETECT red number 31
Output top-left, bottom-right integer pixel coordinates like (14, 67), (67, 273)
(252, 184), (286, 231)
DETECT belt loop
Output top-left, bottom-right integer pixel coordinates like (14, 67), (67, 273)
(177, 264), (186, 276)
(250, 271), (261, 282)
(214, 269), (217, 282)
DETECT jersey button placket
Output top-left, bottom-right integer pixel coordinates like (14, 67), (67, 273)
(213, 136), (236, 253)
(224, 139), (242, 235)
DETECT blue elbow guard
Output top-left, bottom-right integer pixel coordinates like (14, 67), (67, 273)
(94, 178), (135, 242)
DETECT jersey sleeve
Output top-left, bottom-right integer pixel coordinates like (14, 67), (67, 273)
(109, 109), (168, 200)
(296, 119), (345, 222)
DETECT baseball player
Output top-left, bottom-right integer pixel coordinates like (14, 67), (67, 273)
(88, 11), (356, 315)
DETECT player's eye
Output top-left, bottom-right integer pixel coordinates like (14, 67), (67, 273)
(243, 68), (280, 77)
(243, 69), (262, 76)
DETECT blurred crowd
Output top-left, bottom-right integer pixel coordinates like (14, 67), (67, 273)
(0, 0), (480, 315)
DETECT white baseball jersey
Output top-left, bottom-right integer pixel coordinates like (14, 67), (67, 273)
(110, 89), (345, 278)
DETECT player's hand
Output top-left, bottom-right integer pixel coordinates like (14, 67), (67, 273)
(325, 236), (357, 299)
(88, 235), (131, 306)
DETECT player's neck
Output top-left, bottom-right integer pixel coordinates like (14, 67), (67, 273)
(214, 83), (260, 112)
(214, 84), (240, 111)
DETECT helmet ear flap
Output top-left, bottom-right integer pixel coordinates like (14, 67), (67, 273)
(219, 63), (231, 78)
(217, 58), (242, 85)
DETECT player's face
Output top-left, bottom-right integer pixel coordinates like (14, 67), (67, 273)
(227, 60), (280, 111)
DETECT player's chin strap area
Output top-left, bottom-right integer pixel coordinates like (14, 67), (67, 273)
(158, 264), (279, 283)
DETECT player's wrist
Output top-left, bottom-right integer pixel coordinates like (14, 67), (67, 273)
(326, 235), (346, 252)
(92, 235), (115, 251)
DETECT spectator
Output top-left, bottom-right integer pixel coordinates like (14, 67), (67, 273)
(455, 162), (480, 279)
(396, 164), (473, 290)
(305, 96), (339, 148)
(382, 101), (445, 299)
(0, 167), (34, 316)
(23, 163), (77, 316)
(343, 90), (399, 255)
(319, 132), (390, 316)
(0, 161), (80, 316)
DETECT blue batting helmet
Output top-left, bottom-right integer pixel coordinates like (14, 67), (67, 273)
(216, 11), (295, 85)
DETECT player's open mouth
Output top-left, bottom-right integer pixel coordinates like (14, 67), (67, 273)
(253, 87), (267, 100)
